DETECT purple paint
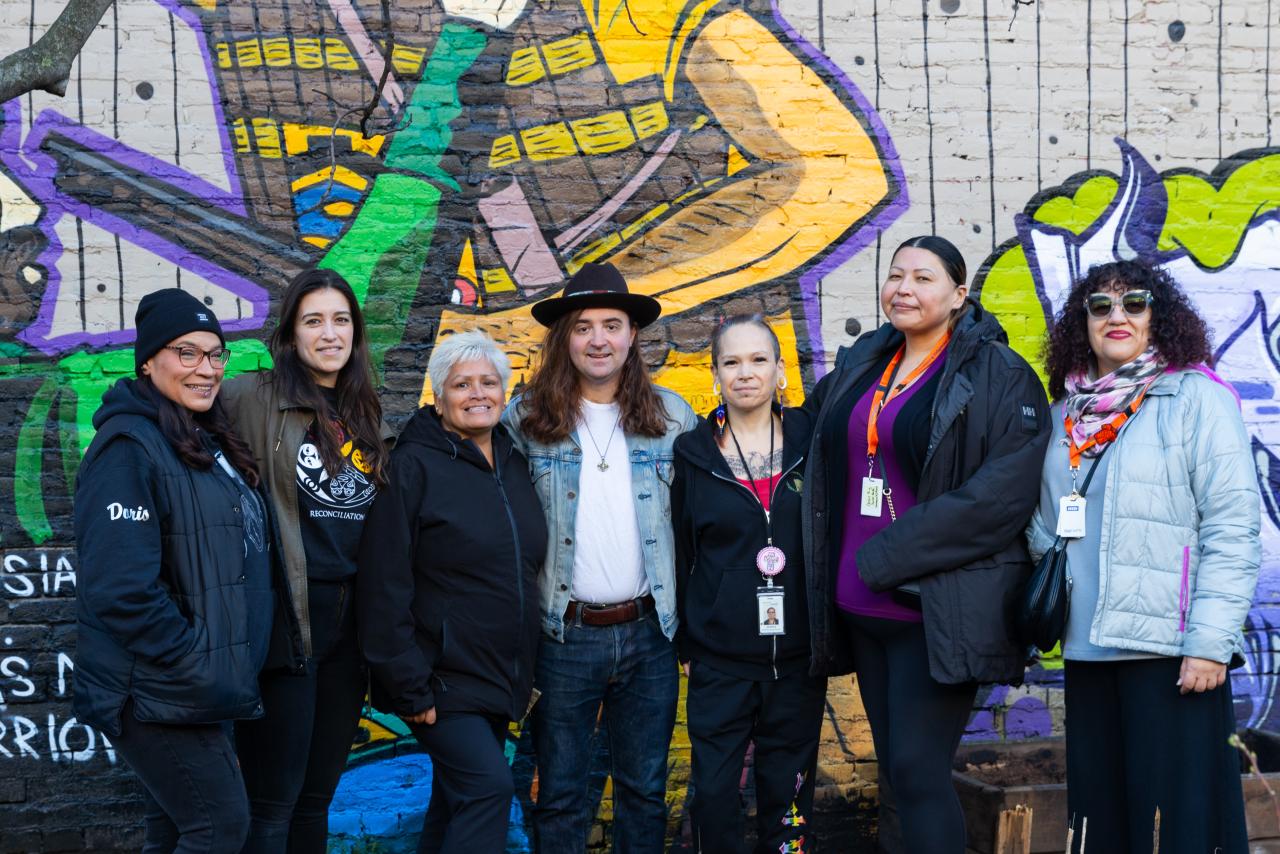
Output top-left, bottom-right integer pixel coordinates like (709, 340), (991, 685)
(770, 0), (910, 377)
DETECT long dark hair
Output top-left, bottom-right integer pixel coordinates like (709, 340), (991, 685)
(520, 308), (674, 444)
(135, 376), (260, 488)
(1043, 260), (1213, 400)
(269, 269), (387, 486)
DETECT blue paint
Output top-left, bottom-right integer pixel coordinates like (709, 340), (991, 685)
(1234, 382), (1275, 400)
(328, 752), (531, 853)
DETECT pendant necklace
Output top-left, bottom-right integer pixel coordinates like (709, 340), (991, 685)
(728, 419), (786, 583)
(582, 411), (621, 472)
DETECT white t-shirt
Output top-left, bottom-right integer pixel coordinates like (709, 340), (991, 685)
(570, 399), (649, 604)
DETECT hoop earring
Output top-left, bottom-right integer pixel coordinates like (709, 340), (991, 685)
(712, 380), (721, 397)
(777, 376), (787, 391)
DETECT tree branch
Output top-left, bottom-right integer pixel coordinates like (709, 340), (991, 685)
(0, 0), (115, 105)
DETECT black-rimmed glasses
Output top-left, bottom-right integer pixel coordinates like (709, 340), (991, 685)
(1085, 289), (1154, 318)
(162, 345), (231, 368)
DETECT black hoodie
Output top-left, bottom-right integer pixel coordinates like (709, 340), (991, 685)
(672, 408), (815, 681)
(73, 378), (278, 736)
(356, 408), (547, 722)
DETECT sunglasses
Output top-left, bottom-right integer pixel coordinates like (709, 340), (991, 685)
(1084, 289), (1154, 318)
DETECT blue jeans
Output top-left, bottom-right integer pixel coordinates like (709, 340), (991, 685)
(531, 611), (678, 853)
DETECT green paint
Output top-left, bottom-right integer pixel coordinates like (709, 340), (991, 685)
(14, 376), (56, 544)
(320, 23), (486, 369)
(1032, 176), (1119, 236)
(976, 245), (1047, 381)
(1158, 153), (1280, 267)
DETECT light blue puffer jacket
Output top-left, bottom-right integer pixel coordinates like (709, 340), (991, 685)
(1027, 368), (1261, 665)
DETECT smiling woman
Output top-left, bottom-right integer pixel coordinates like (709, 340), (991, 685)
(357, 328), (547, 852)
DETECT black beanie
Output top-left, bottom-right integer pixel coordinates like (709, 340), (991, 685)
(133, 289), (225, 375)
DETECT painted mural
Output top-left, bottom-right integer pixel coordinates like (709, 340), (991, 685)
(0, 0), (899, 849)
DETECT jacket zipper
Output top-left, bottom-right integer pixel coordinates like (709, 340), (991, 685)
(1178, 546), (1190, 632)
(493, 448), (525, 693)
(709, 454), (803, 681)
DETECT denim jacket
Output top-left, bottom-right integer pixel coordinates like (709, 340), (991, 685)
(501, 386), (697, 643)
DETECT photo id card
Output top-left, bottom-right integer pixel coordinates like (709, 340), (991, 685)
(1056, 494), (1087, 538)
(860, 477), (884, 517)
(757, 587), (785, 636)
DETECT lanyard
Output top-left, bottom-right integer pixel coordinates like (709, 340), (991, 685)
(728, 418), (777, 541)
(1064, 385), (1151, 471)
(866, 332), (950, 463)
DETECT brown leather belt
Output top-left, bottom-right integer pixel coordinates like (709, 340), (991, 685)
(564, 594), (655, 627)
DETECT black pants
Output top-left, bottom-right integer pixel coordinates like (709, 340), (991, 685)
(408, 712), (515, 853)
(113, 701), (250, 853)
(236, 579), (367, 854)
(1064, 657), (1247, 854)
(686, 662), (827, 853)
(842, 613), (976, 854)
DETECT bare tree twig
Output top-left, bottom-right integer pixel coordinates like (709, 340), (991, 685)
(0, 0), (115, 104)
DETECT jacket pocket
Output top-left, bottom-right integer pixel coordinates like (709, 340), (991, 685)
(1178, 545), (1190, 632)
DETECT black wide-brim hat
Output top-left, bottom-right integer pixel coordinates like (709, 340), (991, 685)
(530, 262), (662, 329)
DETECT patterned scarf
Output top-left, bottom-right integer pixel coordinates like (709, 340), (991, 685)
(1063, 348), (1165, 457)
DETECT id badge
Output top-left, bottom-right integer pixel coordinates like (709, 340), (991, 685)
(757, 587), (785, 636)
(860, 477), (884, 517)
(1056, 494), (1087, 538)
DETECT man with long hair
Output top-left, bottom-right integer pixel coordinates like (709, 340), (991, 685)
(502, 262), (696, 851)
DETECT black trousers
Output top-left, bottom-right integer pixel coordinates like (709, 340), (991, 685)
(686, 661), (828, 853)
(408, 712), (515, 854)
(842, 613), (977, 854)
(236, 579), (367, 854)
(113, 700), (250, 854)
(1064, 657), (1247, 854)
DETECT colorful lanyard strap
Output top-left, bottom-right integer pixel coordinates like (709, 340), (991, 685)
(865, 332), (951, 463)
(1063, 385), (1151, 470)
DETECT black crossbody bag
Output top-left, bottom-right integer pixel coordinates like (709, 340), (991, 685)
(1013, 450), (1105, 653)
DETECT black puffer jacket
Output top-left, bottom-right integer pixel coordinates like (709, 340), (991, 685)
(673, 410), (814, 681)
(73, 379), (276, 737)
(357, 409), (547, 722)
(802, 300), (1052, 684)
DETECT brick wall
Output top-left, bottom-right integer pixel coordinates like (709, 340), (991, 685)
(0, 0), (1276, 850)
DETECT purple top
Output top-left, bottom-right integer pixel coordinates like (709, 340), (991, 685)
(835, 355), (947, 622)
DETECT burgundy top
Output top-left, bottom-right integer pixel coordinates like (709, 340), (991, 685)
(835, 354), (947, 621)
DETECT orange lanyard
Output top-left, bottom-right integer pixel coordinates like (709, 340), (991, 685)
(1064, 386), (1150, 469)
(866, 332), (950, 462)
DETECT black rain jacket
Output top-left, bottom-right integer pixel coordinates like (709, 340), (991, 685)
(672, 409), (815, 681)
(356, 408), (547, 722)
(72, 378), (279, 736)
(802, 300), (1052, 684)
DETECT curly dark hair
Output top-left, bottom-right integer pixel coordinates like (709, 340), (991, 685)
(1043, 259), (1213, 400)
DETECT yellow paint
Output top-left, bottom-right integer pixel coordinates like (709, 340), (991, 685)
(290, 165), (369, 194)
(613, 9), (889, 311)
(489, 135), (521, 169)
(726, 144), (749, 176)
(303, 236), (332, 249)
(295, 38), (324, 70)
(389, 43), (427, 76)
(620, 203), (670, 242)
(262, 37), (292, 67)
(215, 43), (231, 69)
(193, 0), (217, 10)
(457, 240), (478, 290)
(570, 111), (636, 155)
(690, 114), (709, 132)
(629, 102), (669, 139)
(567, 231), (621, 273)
(665, 0), (725, 100)
(251, 118), (282, 159)
(520, 122), (578, 162)
(506, 46), (546, 86)
(282, 123), (385, 159)
(324, 201), (356, 217)
(231, 118), (250, 153)
(542, 32), (596, 76)
(324, 37), (359, 71)
(481, 267), (516, 294)
(235, 38), (262, 68)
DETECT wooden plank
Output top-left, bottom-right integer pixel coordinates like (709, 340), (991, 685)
(995, 804), (1033, 854)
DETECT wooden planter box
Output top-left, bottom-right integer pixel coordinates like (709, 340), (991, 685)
(952, 732), (1280, 854)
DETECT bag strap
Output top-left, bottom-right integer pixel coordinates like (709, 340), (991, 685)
(1076, 450), (1105, 497)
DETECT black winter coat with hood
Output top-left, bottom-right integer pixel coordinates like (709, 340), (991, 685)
(673, 409), (815, 681)
(73, 378), (279, 737)
(802, 300), (1052, 684)
(357, 408), (547, 722)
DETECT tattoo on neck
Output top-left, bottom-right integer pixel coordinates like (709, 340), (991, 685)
(722, 447), (783, 480)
